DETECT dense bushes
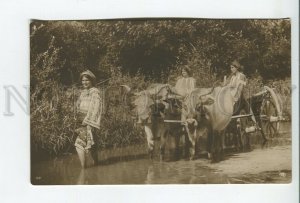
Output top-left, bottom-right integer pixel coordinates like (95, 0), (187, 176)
(30, 19), (290, 84)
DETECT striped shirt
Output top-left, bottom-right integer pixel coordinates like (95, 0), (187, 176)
(77, 87), (103, 129)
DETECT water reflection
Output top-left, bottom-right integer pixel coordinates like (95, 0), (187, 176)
(32, 143), (291, 185)
(31, 122), (290, 185)
(32, 145), (290, 185)
(32, 155), (230, 185)
(77, 169), (85, 185)
(145, 165), (154, 184)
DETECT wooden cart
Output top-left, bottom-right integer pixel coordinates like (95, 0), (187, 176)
(224, 85), (284, 151)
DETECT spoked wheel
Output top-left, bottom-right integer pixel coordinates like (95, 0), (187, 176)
(260, 94), (281, 139)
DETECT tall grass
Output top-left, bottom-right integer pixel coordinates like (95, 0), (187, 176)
(266, 78), (292, 120)
(30, 70), (150, 160)
(245, 75), (291, 120)
(30, 39), (291, 160)
(31, 85), (77, 159)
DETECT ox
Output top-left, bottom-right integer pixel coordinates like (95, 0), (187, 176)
(121, 84), (183, 160)
(182, 86), (235, 161)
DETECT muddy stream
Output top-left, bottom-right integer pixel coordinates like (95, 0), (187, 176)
(32, 122), (291, 184)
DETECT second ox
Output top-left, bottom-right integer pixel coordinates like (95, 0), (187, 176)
(182, 86), (236, 161)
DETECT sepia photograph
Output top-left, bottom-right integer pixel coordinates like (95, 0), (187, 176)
(30, 19), (292, 185)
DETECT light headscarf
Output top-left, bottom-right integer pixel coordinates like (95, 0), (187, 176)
(80, 70), (96, 84)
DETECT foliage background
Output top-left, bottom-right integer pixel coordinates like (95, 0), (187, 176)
(30, 19), (291, 160)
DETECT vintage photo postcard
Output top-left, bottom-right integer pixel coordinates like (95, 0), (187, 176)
(30, 19), (292, 185)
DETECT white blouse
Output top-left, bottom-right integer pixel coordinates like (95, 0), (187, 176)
(228, 72), (247, 102)
(175, 77), (196, 97)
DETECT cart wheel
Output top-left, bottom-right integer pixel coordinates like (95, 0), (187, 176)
(237, 109), (252, 151)
(260, 96), (280, 139)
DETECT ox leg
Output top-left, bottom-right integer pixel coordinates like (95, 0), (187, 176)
(209, 131), (223, 163)
(174, 134), (181, 160)
(210, 132), (218, 162)
(218, 130), (225, 151)
(187, 132), (196, 160)
(144, 125), (154, 159)
(184, 131), (190, 159)
(214, 133), (223, 162)
(219, 131), (225, 161)
(160, 131), (167, 161)
(206, 129), (213, 160)
(167, 125), (181, 161)
(189, 146), (196, 160)
(157, 123), (168, 161)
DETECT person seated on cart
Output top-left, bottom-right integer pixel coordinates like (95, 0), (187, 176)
(174, 66), (196, 98)
(134, 66), (196, 124)
(150, 65), (197, 123)
(172, 66), (196, 122)
(224, 60), (256, 124)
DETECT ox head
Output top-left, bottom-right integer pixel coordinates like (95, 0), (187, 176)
(183, 92), (215, 120)
(183, 118), (198, 132)
(182, 93), (215, 142)
(120, 84), (179, 122)
(195, 94), (215, 123)
(196, 95), (215, 110)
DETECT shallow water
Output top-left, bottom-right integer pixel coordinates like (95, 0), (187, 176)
(31, 122), (291, 185)
(32, 156), (230, 184)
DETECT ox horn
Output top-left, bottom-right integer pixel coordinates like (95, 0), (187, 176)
(190, 118), (198, 126)
(198, 85), (215, 99)
(120, 85), (131, 93)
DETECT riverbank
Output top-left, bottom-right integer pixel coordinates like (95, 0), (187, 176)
(208, 145), (292, 183)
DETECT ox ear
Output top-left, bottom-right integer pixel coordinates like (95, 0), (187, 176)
(200, 95), (215, 106)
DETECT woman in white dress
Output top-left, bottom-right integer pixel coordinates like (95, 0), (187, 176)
(175, 66), (196, 98)
(174, 66), (196, 122)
